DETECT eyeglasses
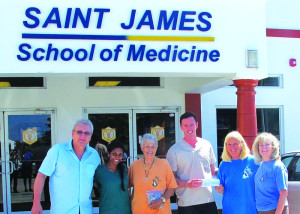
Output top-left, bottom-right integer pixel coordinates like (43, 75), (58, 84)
(111, 153), (123, 157)
(75, 130), (92, 136)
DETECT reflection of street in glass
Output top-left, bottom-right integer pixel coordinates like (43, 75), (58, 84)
(10, 148), (22, 193)
(22, 146), (33, 192)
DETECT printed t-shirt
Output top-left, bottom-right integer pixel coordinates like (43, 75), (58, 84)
(255, 159), (288, 211)
(218, 155), (259, 214)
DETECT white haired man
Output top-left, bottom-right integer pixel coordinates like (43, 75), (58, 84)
(31, 119), (100, 214)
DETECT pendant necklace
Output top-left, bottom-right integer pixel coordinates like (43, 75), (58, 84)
(143, 157), (156, 181)
(260, 162), (264, 182)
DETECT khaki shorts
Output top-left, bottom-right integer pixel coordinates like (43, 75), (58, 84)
(258, 206), (289, 214)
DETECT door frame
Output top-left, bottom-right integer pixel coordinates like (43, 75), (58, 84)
(0, 112), (7, 214)
(1, 108), (56, 214)
(132, 108), (180, 161)
(83, 108), (134, 165)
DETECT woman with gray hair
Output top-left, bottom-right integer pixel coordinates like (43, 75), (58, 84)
(215, 131), (258, 214)
(252, 133), (289, 214)
(128, 134), (177, 214)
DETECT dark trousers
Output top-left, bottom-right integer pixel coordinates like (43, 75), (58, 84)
(10, 170), (19, 191)
(178, 202), (218, 214)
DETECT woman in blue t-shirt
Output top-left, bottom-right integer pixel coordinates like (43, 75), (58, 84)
(94, 141), (131, 214)
(252, 133), (289, 214)
(215, 131), (259, 214)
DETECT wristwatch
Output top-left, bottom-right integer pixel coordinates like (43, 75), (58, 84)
(161, 196), (166, 203)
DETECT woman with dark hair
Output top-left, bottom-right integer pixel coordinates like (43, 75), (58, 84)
(94, 141), (131, 214)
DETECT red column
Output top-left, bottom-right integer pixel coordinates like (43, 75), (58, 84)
(233, 79), (258, 149)
(185, 93), (202, 137)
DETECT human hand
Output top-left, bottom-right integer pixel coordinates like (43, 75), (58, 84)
(31, 203), (43, 214)
(148, 198), (163, 209)
(215, 184), (224, 194)
(186, 179), (203, 188)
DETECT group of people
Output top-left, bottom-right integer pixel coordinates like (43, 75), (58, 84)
(216, 132), (289, 214)
(10, 145), (33, 193)
(31, 112), (289, 214)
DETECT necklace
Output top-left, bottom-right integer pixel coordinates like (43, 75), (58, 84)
(260, 162), (265, 182)
(143, 157), (156, 181)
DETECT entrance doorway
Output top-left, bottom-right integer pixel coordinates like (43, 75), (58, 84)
(85, 107), (180, 211)
(0, 109), (55, 213)
(84, 107), (180, 165)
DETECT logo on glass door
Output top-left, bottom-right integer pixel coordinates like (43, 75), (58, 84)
(151, 126), (165, 141)
(102, 127), (116, 143)
(22, 128), (38, 145)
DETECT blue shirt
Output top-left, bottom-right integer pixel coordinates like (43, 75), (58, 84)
(39, 140), (100, 214)
(254, 159), (288, 211)
(218, 156), (259, 214)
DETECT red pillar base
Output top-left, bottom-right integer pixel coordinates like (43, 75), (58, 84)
(233, 79), (258, 149)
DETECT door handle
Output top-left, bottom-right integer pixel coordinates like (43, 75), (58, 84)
(126, 157), (132, 167)
(9, 161), (14, 174)
(0, 160), (3, 175)
(126, 156), (144, 167)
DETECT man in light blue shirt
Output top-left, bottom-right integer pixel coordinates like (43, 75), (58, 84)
(31, 119), (101, 214)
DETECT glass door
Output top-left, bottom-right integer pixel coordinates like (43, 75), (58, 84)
(0, 113), (6, 213)
(1, 109), (55, 214)
(84, 107), (180, 211)
(86, 109), (133, 166)
(132, 109), (180, 160)
(84, 107), (180, 163)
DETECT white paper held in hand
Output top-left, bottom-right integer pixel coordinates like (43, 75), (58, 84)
(201, 178), (220, 187)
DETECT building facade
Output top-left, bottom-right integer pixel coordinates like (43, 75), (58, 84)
(0, 0), (290, 213)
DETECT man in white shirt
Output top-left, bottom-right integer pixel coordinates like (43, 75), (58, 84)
(166, 112), (218, 214)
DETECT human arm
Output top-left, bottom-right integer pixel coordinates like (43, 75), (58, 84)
(274, 162), (289, 214)
(214, 184), (224, 194)
(148, 160), (178, 209)
(173, 171), (203, 188)
(275, 189), (288, 214)
(210, 164), (218, 177)
(148, 188), (175, 209)
(214, 160), (224, 194)
(31, 172), (47, 214)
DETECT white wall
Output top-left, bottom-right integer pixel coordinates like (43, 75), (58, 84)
(1, 76), (187, 143)
(201, 0), (300, 155)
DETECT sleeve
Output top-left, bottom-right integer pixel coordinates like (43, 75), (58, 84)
(209, 142), (217, 165)
(94, 151), (101, 166)
(217, 161), (225, 186)
(128, 163), (134, 188)
(275, 162), (288, 192)
(166, 147), (177, 172)
(38, 145), (58, 176)
(164, 160), (178, 189)
(94, 165), (101, 183)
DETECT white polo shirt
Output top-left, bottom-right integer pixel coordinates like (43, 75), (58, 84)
(39, 140), (100, 214)
(166, 138), (216, 207)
